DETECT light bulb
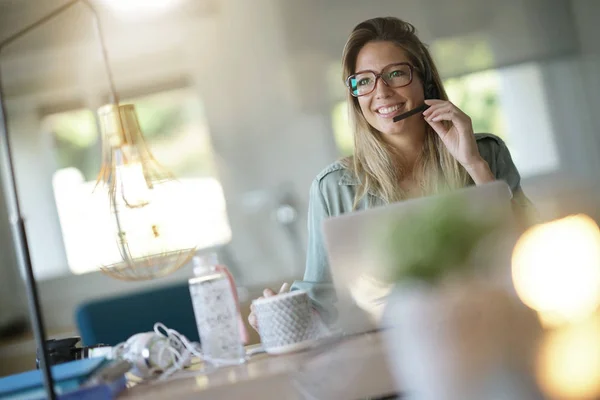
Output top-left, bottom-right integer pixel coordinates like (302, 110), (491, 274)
(97, 0), (184, 19)
(511, 214), (600, 325)
(95, 103), (197, 280)
(115, 153), (151, 208)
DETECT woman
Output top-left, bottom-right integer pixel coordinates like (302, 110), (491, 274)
(249, 16), (531, 330)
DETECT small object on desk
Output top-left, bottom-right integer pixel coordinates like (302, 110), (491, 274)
(37, 337), (111, 368)
(392, 103), (430, 122)
(0, 357), (110, 399)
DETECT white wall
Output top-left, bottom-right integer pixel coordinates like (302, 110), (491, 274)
(0, 0), (598, 335)
(538, 0), (600, 182)
(498, 64), (560, 178)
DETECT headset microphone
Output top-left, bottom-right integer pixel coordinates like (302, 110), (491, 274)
(393, 103), (430, 123)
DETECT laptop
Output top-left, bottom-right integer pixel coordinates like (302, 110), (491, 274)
(322, 180), (515, 335)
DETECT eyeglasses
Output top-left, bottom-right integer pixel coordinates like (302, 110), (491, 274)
(345, 62), (414, 97)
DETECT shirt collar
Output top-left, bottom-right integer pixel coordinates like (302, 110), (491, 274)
(338, 170), (360, 186)
(339, 170), (385, 200)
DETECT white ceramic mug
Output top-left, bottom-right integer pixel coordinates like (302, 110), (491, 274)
(252, 290), (320, 354)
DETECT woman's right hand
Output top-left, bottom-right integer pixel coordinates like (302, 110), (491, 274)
(248, 288), (276, 332)
(248, 283), (290, 332)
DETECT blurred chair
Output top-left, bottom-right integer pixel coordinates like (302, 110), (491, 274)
(75, 282), (199, 346)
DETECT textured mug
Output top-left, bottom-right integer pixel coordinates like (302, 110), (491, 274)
(253, 290), (319, 354)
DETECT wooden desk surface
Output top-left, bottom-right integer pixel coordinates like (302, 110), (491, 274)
(119, 331), (398, 399)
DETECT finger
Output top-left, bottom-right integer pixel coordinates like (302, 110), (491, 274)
(429, 111), (472, 134)
(263, 288), (276, 297)
(425, 118), (448, 137)
(429, 110), (460, 123)
(248, 313), (258, 330)
(278, 282), (290, 294)
(424, 99), (446, 106)
(425, 105), (454, 121)
(422, 101), (448, 117)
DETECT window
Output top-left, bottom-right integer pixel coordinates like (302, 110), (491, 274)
(331, 101), (353, 157)
(444, 69), (507, 140)
(42, 88), (231, 275)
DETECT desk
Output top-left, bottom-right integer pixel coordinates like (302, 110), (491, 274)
(119, 331), (399, 399)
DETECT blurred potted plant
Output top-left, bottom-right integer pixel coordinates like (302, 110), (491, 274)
(377, 197), (544, 400)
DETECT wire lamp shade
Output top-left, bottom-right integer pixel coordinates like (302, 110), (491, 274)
(95, 104), (197, 280)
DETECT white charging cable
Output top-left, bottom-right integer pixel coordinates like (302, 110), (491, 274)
(111, 321), (254, 381)
(111, 323), (205, 381)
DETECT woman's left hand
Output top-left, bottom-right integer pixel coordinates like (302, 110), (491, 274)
(422, 99), (495, 185)
(422, 99), (482, 167)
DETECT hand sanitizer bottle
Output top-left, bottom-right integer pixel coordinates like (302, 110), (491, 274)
(188, 253), (247, 366)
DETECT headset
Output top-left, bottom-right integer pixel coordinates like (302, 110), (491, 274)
(393, 44), (439, 123)
(421, 49), (440, 101)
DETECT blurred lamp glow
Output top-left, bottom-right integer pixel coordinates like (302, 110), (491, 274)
(97, 0), (184, 18)
(512, 214), (600, 325)
(537, 316), (600, 399)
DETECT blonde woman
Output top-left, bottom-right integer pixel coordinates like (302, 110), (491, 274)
(248, 17), (530, 330)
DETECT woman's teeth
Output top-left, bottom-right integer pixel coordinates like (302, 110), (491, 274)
(377, 104), (402, 115)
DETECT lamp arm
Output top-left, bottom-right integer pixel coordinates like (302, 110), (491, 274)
(0, 2), (120, 399)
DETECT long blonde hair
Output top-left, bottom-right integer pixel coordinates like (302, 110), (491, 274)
(341, 17), (471, 208)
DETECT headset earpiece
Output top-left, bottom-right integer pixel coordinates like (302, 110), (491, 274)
(419, 45), (439, 100)
(424, 81), (438, 100)
(422, 65), (439, 100)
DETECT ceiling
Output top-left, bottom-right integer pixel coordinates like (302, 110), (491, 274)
(0, 0), (583, 109)
(0, 0), (218, 55)
(0, 0), (220, 105)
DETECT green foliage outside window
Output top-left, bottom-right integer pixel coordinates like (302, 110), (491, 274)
(43, 89), (216, 181)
